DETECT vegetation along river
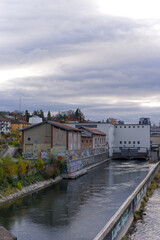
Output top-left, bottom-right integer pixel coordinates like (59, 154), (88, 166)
(0, 160), (150, 240)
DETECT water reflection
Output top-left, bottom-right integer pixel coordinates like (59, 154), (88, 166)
(0, 160), (149, 240)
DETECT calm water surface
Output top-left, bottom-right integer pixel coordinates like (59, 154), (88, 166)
(0, 160), (149, 240)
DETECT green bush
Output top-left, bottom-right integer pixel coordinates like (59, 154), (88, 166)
(16, 182), (22, 190)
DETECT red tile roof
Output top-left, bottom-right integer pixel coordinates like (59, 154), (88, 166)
(80, 126), (106, 136)
(0, 116), (11, 122)
(81, 134), (92, 138)
(49, 121), (81, 132)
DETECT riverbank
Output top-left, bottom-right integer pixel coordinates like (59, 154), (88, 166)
(0, 176), (62, 206)
(0, 158), (110, 207)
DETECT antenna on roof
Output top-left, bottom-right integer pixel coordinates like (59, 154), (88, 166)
(19, 97), (21, 113)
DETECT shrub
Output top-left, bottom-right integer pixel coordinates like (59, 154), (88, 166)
(17, 159), (26, 179)
(16, 182), (22, 191)
(2, 154), (16, 180)
(36, 158), (45, 171)
(44, 166), (55, 179)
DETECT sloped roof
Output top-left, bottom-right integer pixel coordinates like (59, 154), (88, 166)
(12, 119), (30, 124)
(81, 133), (92, 138)
(0, 116), (11, 122)
(48, 121), (81, 132)
(79, 126), (106, 136)
(21, 121), (81, 132)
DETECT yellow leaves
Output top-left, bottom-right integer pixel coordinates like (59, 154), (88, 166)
(36, 158), (45, 171)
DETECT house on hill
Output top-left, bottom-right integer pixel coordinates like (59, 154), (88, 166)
(0, 116), (11, 133)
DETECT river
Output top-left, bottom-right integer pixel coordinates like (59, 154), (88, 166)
(0, 160), (149, 240)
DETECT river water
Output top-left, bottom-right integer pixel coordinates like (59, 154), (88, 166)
(0, 160), (149, 240)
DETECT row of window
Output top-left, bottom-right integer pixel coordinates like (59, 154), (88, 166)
(120, 141), (140, 144)
(82, 140), (92, 143)
(116, 126), (144, 128)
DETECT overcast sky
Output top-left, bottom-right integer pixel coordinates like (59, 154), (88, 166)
(1, 0), (160, 124)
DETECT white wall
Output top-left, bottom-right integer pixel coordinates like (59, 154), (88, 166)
(114, 124), (150, 152)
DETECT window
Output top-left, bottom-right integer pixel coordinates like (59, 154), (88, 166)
(128, 141), (131, 144)
(120, 126), (122, 128)
(124, 141), (126, 144)
(128, 126), (130, 128)
(137, 126), (139, 128)
(133, 141), (135, 144)
(28, 137), (31, 141)
(133, 126), (135, 128)
(120, 141), (122, 144)
(137, 141), (140, 144)
(124, 126), (126, 128)
(142, 126), (144, 128)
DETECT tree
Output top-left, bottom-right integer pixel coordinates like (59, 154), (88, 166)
(2, 154), (16, 180)
(75, 108), (85, 122)
(25, 110), (30, 122)
(47, 111), (51, 120)
(39, 109), (44, 121)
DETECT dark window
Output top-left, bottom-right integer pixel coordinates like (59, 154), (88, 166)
(124, 141), (126, 144)
(124, 126), (126, 128)
(120, 141), (122, 144)
(129, 141), (131, 144)
(137, 141), (140, 144)
(28, 137), (31, 141)
(128, 126), (130, 128)
(133, 141), (135, 144)
(133, 126), (135, 128)
(137, 126), (139, 128)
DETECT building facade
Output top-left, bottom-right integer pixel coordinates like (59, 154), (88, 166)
(22, 121), (81, 158)
(67, 122), (150, 159)
(79, 126), (106, 149)
(0, 116), (11, 133)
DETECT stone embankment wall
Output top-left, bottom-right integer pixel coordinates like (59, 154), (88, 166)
(93, 162), (160, 240)
(0, 226), (17, 240)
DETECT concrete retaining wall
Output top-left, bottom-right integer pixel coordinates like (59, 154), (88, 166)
(67, 152), (108, 173)
(93, 162), (160, 240)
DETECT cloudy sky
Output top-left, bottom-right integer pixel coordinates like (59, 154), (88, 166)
(1, 0), (160, 123)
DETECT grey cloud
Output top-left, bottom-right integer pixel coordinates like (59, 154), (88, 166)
(1, 0), (160, 123)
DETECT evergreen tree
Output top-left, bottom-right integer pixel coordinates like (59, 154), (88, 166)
(25, 110), (30, 122)
(47, 111), (51, 120)
(39, 109), (44, 121)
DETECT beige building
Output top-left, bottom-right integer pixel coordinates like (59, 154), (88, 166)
(79, 126), (106, 150)
(81, 134), (93, 149)
(22, 121), (81, 158)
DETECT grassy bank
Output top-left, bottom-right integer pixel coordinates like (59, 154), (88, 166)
(0, 154), (65, 198)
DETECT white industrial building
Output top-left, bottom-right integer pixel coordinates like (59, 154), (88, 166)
(29, 115), (43, 125)
(68, 122), (150, 159)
